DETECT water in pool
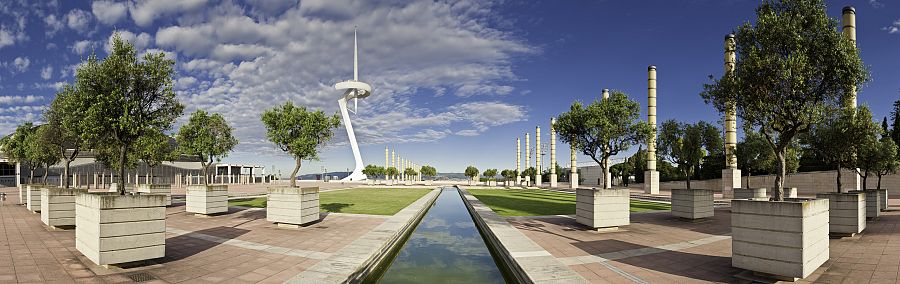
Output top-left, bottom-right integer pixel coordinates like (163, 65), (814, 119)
(375, 187), (508, 283)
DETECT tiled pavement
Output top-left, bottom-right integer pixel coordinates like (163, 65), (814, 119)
(0, 187), (386, 283)
(508, 199), (900, 283)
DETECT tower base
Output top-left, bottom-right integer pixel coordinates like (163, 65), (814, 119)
(535, 175), (542, 187)
(644, 171), (659, 194)
(570, 173), (579, 189)
(550, 174), (557, 188)
(722, 168), (741, 198)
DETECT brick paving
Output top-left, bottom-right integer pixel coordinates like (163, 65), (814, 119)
(508, 198), (900, 283)
(0, 186), (386, 283)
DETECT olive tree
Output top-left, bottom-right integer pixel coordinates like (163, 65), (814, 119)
(1, 123), (36, 183)
(483, 169), (498, 181)
(176, 110), (237, 186)
(261, 102), (340, 187)
(362, 165), (384, 180)
(44, 85), (89, 188)
(464, 166), (479, 181)
(555, 91), (653, 189)
(76, 35), (184, 194)
(420, 165), (437, 180)
(29, 125), (61, 184)
(871, 138), (898, 190)
(701, 0), (867, 200)
(404, 167), (418, 179)
(657, 120), (722, 189)
(807, 107), (878, 192)
(385, 167), (399, 180)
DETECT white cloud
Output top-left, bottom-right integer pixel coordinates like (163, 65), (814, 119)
(66, 9), (93, 33)
(0, 95), (42, 104)
(129, 0), (208, 27)
(41, 65), (53, 80)
(105, 30), (153, 53)
(0, 29), (15, 48)
(151, 0), (534, 159)
(92, 1), (128, 25)
(43, 14), (65, 36)
(12, 57), (29, 73)
(885, 20), (900, 34)
(869, 0), (884, 8)
(71, 40), (96, 55)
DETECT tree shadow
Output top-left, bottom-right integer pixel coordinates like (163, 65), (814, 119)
(572, 239), (737, 282)
(161, 226), (250, 263)
(321, 202), (353, 213)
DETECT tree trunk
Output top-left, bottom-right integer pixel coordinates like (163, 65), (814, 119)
(861, 174), (867, 191)
(42, 164), (49, 184)
(686, 170), (692, 190)
(201, 162), (209, 186)
(877, 174), (883, 190)
(773, 149), (786, 201)
(290, 158), (301, 187)
(64, 159), (72, 188)
(835, 164), (843, 193)
(29, 167), (34, 184)
(118, 145), (127, 195)
(746, 170), (751, 190)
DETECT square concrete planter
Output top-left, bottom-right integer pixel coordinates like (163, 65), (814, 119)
(75, 192), (166, 266)
(424, 180), (433, 186)
(731, 198), (829, 280)
(136, 184), (171, 206)
(404, 180), (412, 186)
(41, 187), (87, 228)
(671, 189), (714, 219)
(878, 189), (888, 212)
(488, 180), (497, 187)
(267, 187), (320, 228)
(366, 180), (375, 185)
(815, 192), (865, 236)
(733, 188), (767, 201)
(850, 190), (880, 220)
(576, 188), (629, 229)
(108, 183), (134, 193)
(186, 185), (228, 215)
(786, 187), (798, 198)
(27, 184), (52, 213)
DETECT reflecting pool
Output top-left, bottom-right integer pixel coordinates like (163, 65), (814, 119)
(374, 187), (509, 283)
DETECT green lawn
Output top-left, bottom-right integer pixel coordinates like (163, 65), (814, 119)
(468, 188), (670, 217)
(228, 187), (433, 215)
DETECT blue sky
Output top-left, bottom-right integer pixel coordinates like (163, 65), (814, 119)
(0, 0), (897, 177)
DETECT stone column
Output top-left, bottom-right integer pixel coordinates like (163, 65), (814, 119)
(516, 137), (522, 186)
(843, 6), (857, 108)
(550, 118), (557, 188)
(644, 65), (660, 194)
(722, 34), (741, 198)
(535, 126), (542, 187)
(525, 132), (531, 186)
(391, 150), (396, 181)
(570, 141), (578, 189)
(601, 89), (612, 188)
(385, 147), (389, 170)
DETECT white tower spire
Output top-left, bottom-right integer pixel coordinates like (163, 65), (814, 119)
(335, 27), (372, 181)
(354, 27), (358, 81)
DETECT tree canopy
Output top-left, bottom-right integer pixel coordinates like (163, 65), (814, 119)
(75, 34), (184, 194)
(483, 169), (498, 180)
(262, 102), (340, 187)
(29, 125), (61, 184)
(464, 166), (479, 179)
(657, 120), (722, 189)
(555, 91), (653, 189)
(177, 110), (238, 185)
(44, 85), (88, 188)
(701, 0), (867, 200)
(420, 165), (437, 179)
(807, 106), (879, 192)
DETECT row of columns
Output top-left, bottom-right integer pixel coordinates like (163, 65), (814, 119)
(384, 147), (423, 181)
(514, 118), (569, 188)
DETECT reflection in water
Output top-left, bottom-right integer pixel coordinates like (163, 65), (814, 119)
(377, 188), (507, 283)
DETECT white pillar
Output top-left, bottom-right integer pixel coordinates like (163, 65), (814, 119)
(722, 34), (741, 197)
(601, 89), (612, 189)
(843, 6), (857, 108)
(525, 132), (531, 186)
(516, 137), (522, 186)
(570, 141), (578, 189)
(550, 119), (557, 188)
(644, 65), (660, 194)
(536, 126), (542, 187)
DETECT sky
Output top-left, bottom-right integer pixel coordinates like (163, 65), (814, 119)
(0, 0), (897, 177)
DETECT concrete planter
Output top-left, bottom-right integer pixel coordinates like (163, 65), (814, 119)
(404, 180), (412, 186)
(671, 189), (714, 219)
(488, 180), (497, 187)
(27, 184), (51, 213)
(733, 188), (767, 201)
(424, 180), (433, 186)
(816, 192), (865, 236)
(731, 198), (829, 280)
(267, 187), (320, 228)
(850, 190), (880, 220)
(366, 180), (375, 185)
(75, 192), (166, 266)
(108, 183), (134, 193)
(575, 188), (629, 229)
(786, 187), (798, 198)
(878, 189), (888, 212)
(186, 185), (228, 215)
(136, 184), (171, 206)
(41, 187), (87, 228)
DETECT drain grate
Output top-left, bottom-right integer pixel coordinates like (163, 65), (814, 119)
(127, 272), (156, 282)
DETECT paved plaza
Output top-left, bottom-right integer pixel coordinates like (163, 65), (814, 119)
(1, 185), (899, 283)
